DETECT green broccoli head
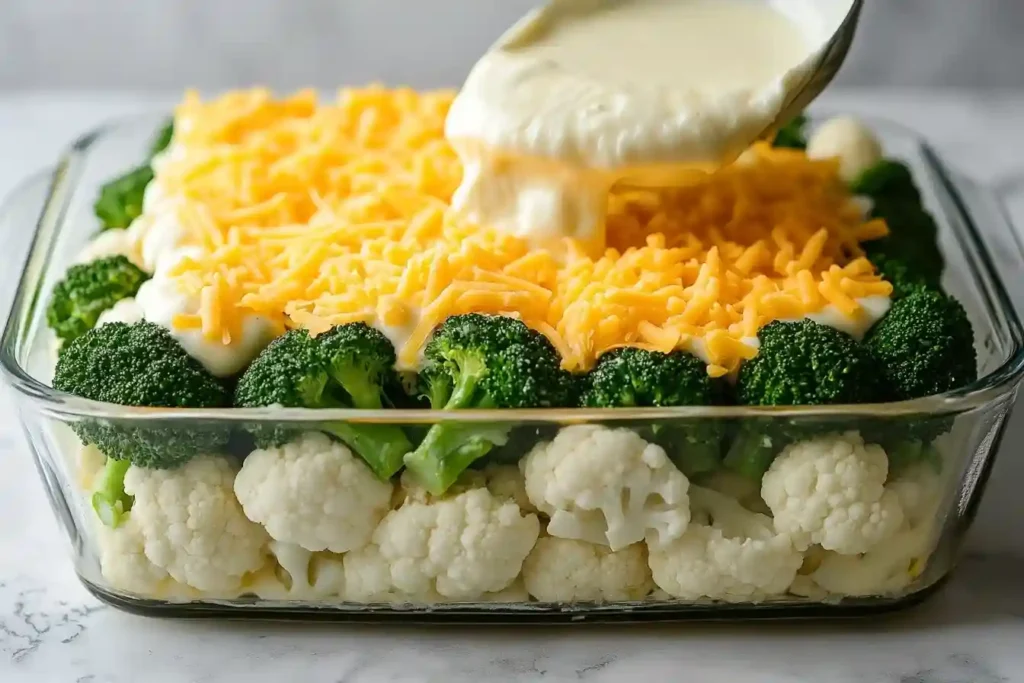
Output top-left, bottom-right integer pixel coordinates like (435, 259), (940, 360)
(150, 120), (174, 157)
(856, 159), (944, 285)
(581, 347), (727, 477)
(726, 320), (886, 479)
(93, 120), (173, 231)
(52, 321), (231, 468)
(234, 326), (412, 480)
(737, 320), (886, 406)
(418, 363), (454, 410)
(234, 329), (330, 411)
(867, 252), (936, 300)
(421, 313), (575, 410)
(46, 255), (149, 345)
(94, 165), (155, 231)
(865, 288), (976, 400)
(317, 322), (399, 410)
(404, 313), (575, 494)
(850, 160), (921, 204)
(771, 114), (808, 150)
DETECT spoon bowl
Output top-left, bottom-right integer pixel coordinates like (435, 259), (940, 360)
(765, 0), (865, 137)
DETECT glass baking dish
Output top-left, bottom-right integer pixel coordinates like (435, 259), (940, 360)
(2, 113), (1022, 623)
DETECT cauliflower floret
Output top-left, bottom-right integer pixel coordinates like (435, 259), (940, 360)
(482, 464), (536, 514)
(393, 465), (531, 511)
(761, 432), (904, 555)
(97, 515), (171, 595)
(521, 425), (690, 550)
(522, 536), (652, 602)
(234, 432), (393, 554)
(73, 228), (144, 268)
(808, 461), (945, 597)
(342, 544), (444, 603)
(344, 486), (539, 602)
(700, 470), (771, 515)
(77, 443), (108, 490)
(248, 542), (347, 599)
(480, 578), (530, 603)
(135, 276), (279, 377)
(808, 524), (935, 597)
(95, 297), (144, 328)
(888, 462), (944, 528)
(648, 486), (803, 602)
(124, 455), (270, 592)
(806, 116), (883, 182)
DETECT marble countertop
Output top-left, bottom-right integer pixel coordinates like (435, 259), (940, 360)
(1, 89), (1023, 683)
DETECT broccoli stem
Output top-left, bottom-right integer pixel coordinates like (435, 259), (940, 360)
(881, 438), (943, 477)
(646, 423), (722, 478)
(668, 438), (722, 479)
(91, 458), (133, 528)
(327, 422), (412, 481)
(403, 421), (512, 495)
(442, 356), (486, 410)
(723, 429), (784, 480)
(328, 365), (384, 410)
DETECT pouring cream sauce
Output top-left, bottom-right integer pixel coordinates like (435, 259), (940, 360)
(445, 0), (847, 250)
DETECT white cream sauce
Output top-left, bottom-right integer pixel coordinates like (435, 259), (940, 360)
(446, 0), (850, 249)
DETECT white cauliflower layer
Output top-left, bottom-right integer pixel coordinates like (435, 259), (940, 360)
(97, 515), (172, 595)
(234, 432), (393, 554)
(521, 425), (691, 551)
(648, 486), (803, 602)
(344, 484), (539, 601)
(522, 536), (652, 602)
(78, 424), (945, 605)
(761, 432), (905, 555)
(123, 455), (270, 592)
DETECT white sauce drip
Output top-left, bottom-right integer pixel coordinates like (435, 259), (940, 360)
(135, 277), (279, 378)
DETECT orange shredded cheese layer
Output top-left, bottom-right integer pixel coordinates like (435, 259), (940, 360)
(156, 87), (892, 375)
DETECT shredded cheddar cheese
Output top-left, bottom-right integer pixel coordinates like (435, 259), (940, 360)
(151, 87), (893, 375)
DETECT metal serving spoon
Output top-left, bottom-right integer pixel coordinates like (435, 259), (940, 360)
(763, 0), (865, 138)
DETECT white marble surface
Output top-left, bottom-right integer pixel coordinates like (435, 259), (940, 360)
(1, 89), (1024, 682)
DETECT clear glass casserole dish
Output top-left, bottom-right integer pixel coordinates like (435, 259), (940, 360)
(2, 113), (1022, 623)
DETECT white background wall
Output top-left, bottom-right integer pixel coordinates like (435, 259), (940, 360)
(1, 0), (1022, 90)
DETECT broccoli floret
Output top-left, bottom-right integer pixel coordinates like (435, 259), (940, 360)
(94, 165), (154, 231)
(857, 289), (975, 472)
(46, 255), (149, 345)
(150, 120), (174, 157)
(404, 314), (575, 494)
(92, 457), (133, 528)
(737, 320), (885, 406)
(725, 320), (886, 479)
(850, 160), (921, 204)
(318, 323), (399, 409)
(581, 347), (727, 477)
(52, 321), (231, 468)
(867, 252), (936, 300)
(854, 159), (944, 285)
(864, 288), (976, 400)
(233, 325), (412, 480)
(93, 121), (172, 231)
(772, 114), (808, 150)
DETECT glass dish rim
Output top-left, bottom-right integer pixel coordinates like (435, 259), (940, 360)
(2, 112), (1023, 425)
